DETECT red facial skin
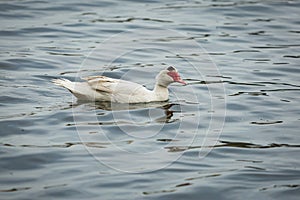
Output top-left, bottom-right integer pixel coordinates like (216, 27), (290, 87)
(167, 71), (187, 85)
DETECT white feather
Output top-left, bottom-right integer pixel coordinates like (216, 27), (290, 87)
(52, 67), (186, 103)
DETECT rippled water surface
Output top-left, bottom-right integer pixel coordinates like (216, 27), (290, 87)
(1, 0), (300, 199)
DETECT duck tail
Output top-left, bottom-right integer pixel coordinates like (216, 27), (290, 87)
(52, 78), (75, 91)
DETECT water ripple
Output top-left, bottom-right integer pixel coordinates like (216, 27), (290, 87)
(1, 0), (299, 199)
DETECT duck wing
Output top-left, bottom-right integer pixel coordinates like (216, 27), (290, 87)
(82, 76), (117, 93)
(82, 75), (149, 95)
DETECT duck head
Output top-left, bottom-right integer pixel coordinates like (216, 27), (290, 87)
(156, 66), (186, 87)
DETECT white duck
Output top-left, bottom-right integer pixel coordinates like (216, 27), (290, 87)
(52, 66), (186, 103)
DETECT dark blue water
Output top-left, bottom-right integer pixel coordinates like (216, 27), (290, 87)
(1, 0), (300, 199)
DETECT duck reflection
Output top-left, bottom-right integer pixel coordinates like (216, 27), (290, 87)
(72, 101), (179, 124)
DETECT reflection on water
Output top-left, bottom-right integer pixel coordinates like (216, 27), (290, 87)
(82, 100), (170, 111)
(1, 0), (300, 199)
(71, 101), (178, 124)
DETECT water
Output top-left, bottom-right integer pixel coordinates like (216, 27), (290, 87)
(1, 0), (300, 199)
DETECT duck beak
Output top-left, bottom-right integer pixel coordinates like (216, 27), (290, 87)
(176, 76), (187, 85)
(168, 71), (187, 85)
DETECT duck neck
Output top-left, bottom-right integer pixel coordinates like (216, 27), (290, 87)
(153, 83), (169, 101)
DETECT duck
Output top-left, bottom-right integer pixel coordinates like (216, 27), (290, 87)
(52, 66), (186, 103)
